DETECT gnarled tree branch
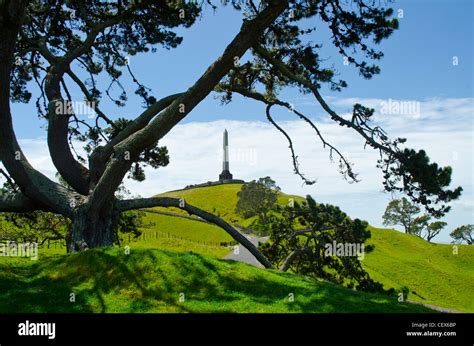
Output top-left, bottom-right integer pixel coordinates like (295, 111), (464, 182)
(224, 84), (358, 184)
(116, 197), (273, 269)
(281, 247), (311, 272)
(0, 1), (77, 216)
(88, 0), (290, 210)
(88, 92), (183, 187)
(0, 193), (41, 213)
(252, 43), (394, 154)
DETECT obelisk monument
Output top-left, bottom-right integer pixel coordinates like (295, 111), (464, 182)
(219, 129), (233, 181)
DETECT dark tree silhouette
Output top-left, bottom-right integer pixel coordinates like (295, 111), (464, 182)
(259, 196), (390, 293)
(0, 1), (461, 267)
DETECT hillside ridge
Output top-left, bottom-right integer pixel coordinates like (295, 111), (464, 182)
(143, 183), (473, 312)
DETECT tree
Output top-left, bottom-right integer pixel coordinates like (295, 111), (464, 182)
(382, 198), (421, 234)
(410, 214), (431, 237)
(0, 179), (143, 249)
(450, 225), (473, 245)
(382, 198), (447, 242)
(260, 196), (391, 293)
(0, 181), (70, 245)
(236, 176), (280, 225)
(0, 1), (462, 268)
(424, 221), (447, 243)
(0, 210), (70, 246)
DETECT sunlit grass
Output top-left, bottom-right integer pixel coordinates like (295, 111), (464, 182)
(0, 247), (433, 313)
(364, 227), (474, 312)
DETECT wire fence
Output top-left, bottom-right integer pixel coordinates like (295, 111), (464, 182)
(121, 230), (239, 248)
(1, 231), (239, 251)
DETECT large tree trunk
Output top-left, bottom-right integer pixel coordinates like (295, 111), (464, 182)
(69, 204), (119, 253)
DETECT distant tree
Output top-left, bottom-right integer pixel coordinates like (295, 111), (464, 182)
(382, 198), (421, 234)
(117, 209), (144, 243)
(383, 198), (448, 242)
(410, 214), (431, 237)
(424, 221), (447, 243)
(450, 225), (473, 245)
(236, 177), (280, 225)
(0, 210), (70, 245)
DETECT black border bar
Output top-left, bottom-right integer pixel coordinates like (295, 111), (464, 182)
(0, 313), (473, 345)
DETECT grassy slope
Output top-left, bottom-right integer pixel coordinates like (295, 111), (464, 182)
(143, 184), (474, 312)
(141, 183), (305, 243)
(364, 227), (474, 312)
(142, 212), (233, 243)
(0, 184), (470, 313)
(0, 248), (432, 313)
(125, 234), (230, 258)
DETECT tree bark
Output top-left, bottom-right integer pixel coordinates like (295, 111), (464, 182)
(0, 193), (49, 213)
(69, 203), (119, 253)
(0, 0), (75, 216)
(46, 101), (90, 195)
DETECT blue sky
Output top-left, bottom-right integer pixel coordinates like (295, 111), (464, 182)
(12, 0), (474, 136)
(9, 0), (474, 243)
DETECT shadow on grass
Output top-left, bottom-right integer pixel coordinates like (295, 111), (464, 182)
(0, 248), (433, 313)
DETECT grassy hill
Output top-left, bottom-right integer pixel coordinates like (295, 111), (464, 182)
(140, 183), (474, 312)
(364, 227), (474, 312)
(141, 183), (304, 243)
(0, 183), (471, 313)
(0, 247), (432, 313)
(155, 183), (305, 225)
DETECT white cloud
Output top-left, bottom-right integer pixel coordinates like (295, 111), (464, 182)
(126, 98), (473, 244)
(17, 139), (58, 181)
(7, 97), (474, 244)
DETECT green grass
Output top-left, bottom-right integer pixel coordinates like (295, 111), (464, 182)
(144, 184), (474, 312)
(141, 183), (305, 243)
(151, 183), (305, 227)
(0, 183), (471, 313)
(123, 234), (230, 259)
(364, 227), (474, 312)
(141, 211), (234, 243)
(156, 184), (244, 222)
(0, 247), (433, 313)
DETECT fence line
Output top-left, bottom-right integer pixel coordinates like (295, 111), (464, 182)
(122, 229), (238, 248)
(141, 208), (210, 224)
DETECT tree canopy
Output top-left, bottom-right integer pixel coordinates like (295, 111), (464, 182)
(236, 176), (280, 225)
(382, 198), (421, 234)
(0, 0), (462, 266)
(382, 197), (448, 242)
(260, 196), (391, 293)
(450, 225), (473, 245)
